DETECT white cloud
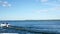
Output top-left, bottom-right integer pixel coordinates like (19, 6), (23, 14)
(34, 6), (60, 14)
(3, 1), (8, 4)
(33, 7), (60, 19)
(0, 1), (11, 7)
(2, 4), (6, 7)
(2, 4), (11, 7)
(35, 10), (48, 14)
(43, 6), (60, 12)
(35, 0), (48, 2)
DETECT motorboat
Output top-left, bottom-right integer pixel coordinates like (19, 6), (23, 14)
(0, 23), (11, 27)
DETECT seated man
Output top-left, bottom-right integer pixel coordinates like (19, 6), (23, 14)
(6, 23), (11, 27)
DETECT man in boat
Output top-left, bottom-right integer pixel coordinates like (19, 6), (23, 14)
(6, 23), (11, 27)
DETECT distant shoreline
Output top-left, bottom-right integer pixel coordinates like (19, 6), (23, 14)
(0, 19), (60, 22)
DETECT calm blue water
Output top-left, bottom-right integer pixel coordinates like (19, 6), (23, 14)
(0, 20), (60, 34)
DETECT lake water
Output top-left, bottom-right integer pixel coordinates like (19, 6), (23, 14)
(0, 20), (60, 34)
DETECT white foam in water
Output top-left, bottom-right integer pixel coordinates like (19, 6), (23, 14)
(0, 33), (19, 34)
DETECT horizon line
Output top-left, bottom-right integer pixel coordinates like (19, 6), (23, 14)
(0, 19), (60, 21)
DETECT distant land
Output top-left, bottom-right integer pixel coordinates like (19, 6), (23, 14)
(0, 19), (60, 22)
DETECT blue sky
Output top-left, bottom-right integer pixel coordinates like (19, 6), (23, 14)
(0, 0), (60, 20)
